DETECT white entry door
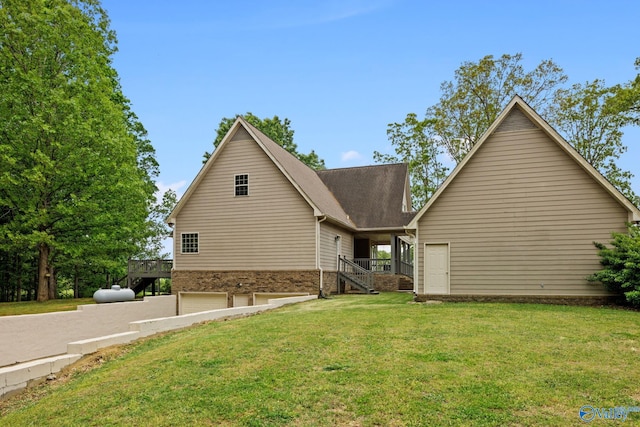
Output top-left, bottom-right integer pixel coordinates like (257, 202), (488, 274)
(424, 243), (449, 294)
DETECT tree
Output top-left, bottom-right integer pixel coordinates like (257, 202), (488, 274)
(608, 57), (640, 126)
(589, 224), (640, 307)
(385, 53), (639, 209)
(204, 113), (326, 170)
(429, 53), (568, 162)
(374, 114), (448, 209)
(546, 80), (639, 206)
(143, 189), (178, 259)
(0, 0), (160, 300)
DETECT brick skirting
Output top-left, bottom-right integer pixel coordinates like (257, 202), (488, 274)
(172, 270), (322, 306)
(373, 274), (413, 292)
(172, 270), (414, 303)
(414, 294), (622, 306)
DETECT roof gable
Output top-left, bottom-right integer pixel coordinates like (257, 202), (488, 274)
(408, 95), (640, 227)
(168, 117), (355, 228)
(240, 119), (355, 227)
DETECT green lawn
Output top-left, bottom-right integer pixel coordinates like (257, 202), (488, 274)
(0, 298), (95, 316)
(1, 293), (639, 426)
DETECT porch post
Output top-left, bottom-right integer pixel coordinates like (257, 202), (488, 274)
(390, 235), (397, 275)
(403, 241), (409, 265)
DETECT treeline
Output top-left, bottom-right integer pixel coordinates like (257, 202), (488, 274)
(376, 54), (640, 210)
(0, 0), (174, 301)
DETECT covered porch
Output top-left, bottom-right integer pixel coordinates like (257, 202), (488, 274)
(336, 232), (413, 294)
(352, 232), (413, 278)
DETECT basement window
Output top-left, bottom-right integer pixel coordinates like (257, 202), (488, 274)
(181, 233), (199, 254)
(235, 174), (249, 196)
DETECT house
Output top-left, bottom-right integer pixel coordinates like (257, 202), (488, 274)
(167, 117), (416, 314)
(408, 96), (640, 303)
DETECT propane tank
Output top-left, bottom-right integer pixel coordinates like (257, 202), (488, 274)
(93, 285), (135, 303)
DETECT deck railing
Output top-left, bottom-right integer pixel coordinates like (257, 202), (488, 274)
(353, 258), (413, 278)
(353, 258), (391, 273)
(399, 260), (413, 278)
(128, 259), (173, 276)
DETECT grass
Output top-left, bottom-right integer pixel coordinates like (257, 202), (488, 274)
(1, 293), (639, 426)
(0, 298), (95, 316)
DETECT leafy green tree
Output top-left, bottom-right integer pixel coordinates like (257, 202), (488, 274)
(547, 80), (639, 206)
(144, 189), (178, 259)
(374, 114), (448, 209)
(374, 248), (391, 260)
(608, 57), (640, 126)
(589, 225), (640, 307)
(0, 0), (159, 300)
(429, 53), (568, 162)
(386, 53), (639, 209)
(204, 113), (326, 170)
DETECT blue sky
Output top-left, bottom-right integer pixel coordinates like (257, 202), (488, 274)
(102, 0), (640, 198)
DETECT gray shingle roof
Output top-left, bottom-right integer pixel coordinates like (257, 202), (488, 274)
(317, 164), (416, 229)
(240, 118), (356, 228)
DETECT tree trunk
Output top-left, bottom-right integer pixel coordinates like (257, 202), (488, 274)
(74, 266), (79, 299)
(0, 257), (6, 302)
(16, 254), (22, 302)
(48, 266), (57, 300)
(37, 242), (50, 302)
(17, 274), (22, 302)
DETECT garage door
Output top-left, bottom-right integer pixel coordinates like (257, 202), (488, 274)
(179, 292), (228, 314)
(233, 294), (250, 307)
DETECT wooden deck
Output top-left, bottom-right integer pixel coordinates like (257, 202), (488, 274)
(127, 260), (172, 293)
(128, 259), (172, 278)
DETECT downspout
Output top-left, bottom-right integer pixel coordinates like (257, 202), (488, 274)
(167, 217), (176, 270)
(316, 216), (327, 296)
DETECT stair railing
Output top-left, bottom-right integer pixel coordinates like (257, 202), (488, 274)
(338, 256), (374, 292)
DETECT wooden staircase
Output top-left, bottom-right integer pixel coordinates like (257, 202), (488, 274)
(130, 277), (158, 295)
(337, 256), (379, 294)
(127, 259), (172, 296)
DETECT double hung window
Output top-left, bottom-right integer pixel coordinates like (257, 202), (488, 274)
(235, 174), (249, 196)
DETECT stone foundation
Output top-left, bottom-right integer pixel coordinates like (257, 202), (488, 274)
(172, 270), (321, 306)
(414, 294), (622, 306)
(321, 271), (339, 294)
(373, 274), (413, 292)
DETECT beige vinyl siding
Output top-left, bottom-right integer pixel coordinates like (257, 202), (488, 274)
(319, 222), (354, 270)
(417, 127), (629, 296)
(174, 134), (316, 270)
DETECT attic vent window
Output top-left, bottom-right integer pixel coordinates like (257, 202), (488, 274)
(181, 233), (199, 254)
(235, 174), (249, 196)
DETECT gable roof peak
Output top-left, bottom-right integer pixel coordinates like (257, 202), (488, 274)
(407, 95), (640, 228)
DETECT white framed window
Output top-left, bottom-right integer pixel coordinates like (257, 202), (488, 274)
(181, 232), (199, 254)
(235, 174), (249, 196)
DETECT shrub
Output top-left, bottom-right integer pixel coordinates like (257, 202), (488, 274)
(589, 224), (640, 307)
